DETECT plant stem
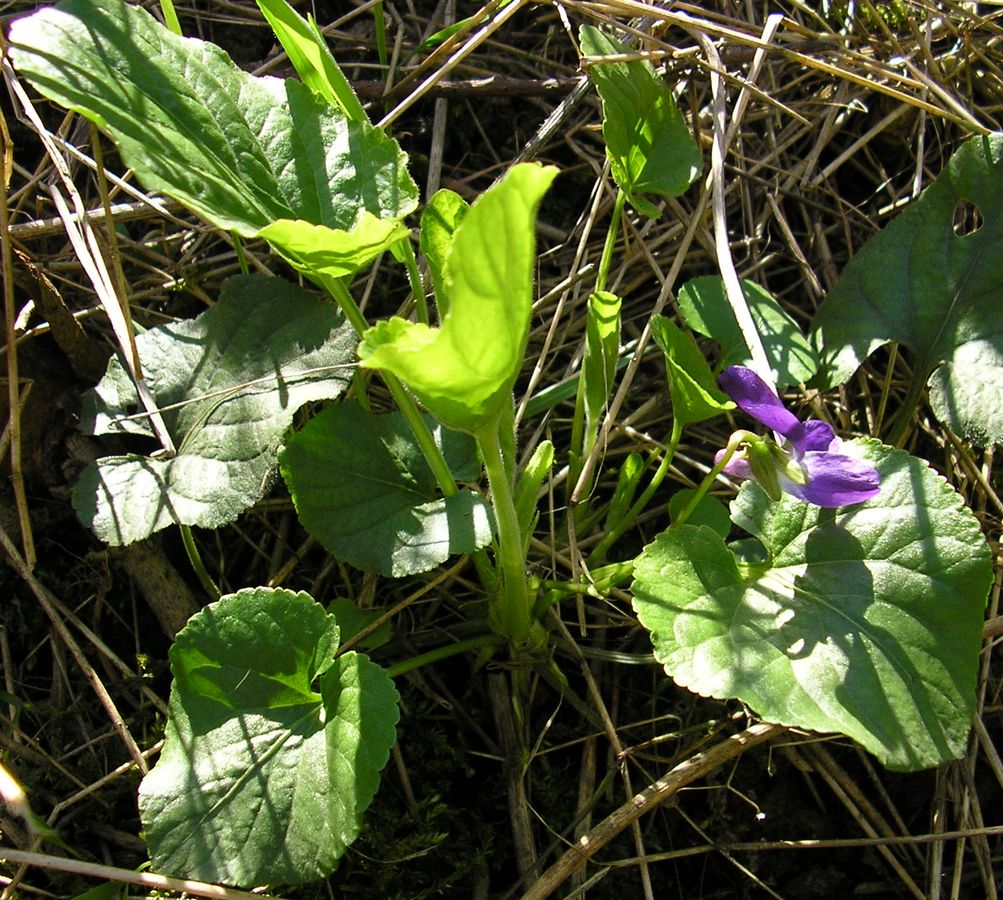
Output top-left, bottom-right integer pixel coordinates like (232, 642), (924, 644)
(588, 416), (683, 564)
(477, 422), (532, 644)
(386, 633), (504, 678)
(595, 188), (626, 295)
(179, 524), (221, 600)
(325, 275), (459, 497)
(674, 434), (745, 527)
(397, 237), (429, 324)
(885, 359), (928, 447)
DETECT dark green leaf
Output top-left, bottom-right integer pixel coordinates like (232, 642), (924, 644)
(280, 401), (493, 576)
(810, 134), (1003, 444)
(139, 587), (399, 886)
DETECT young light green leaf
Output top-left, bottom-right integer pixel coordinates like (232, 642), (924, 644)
(139, 588), (399, 886)
(420, 189), (469, 319)
(650, 315), (734, 426)
(261, 212), (408, 281)
(279, 401), (493, 576)
(255, 0), (367, 121)
(359, 163), (558, 433)
(582, 291), (622, 429)
(678, 276), (819, 387)
(579, 25), (701, 217)
(73, 275), (356, 545)
(632, 439), (992, 771)
(514, 439), (554, 548)
(811, 134), (1003, 444)
(8, 0), (417, 237)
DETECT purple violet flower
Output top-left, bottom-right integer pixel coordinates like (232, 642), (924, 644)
(716, 366), (880, 508)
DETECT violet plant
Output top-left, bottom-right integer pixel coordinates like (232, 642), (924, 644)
(5, 0), (998, 888)
(715, 365), (881, 508)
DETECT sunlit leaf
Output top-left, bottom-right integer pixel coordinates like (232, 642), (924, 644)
(8, 0), (417, 237)
(580, 25), (701, 216)
(139, 588), (399, 886)
(359, 163), (558, 433)
(633, 440), (991, 771)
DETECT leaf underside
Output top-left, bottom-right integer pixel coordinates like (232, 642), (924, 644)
(73, 275), (357, 544)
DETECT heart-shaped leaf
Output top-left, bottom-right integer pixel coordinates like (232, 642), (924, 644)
(138, 587), (399, 886)
(280, 401), (493, 576)
(632, 439), (991, 771)
(810, 133), (1003, 444)
(73, 275), (356, 544)
(359, 163), (558, 433)
(579, 25), (701, 216)
(8, 0), (418, 237)
(678, 276), (818, 387)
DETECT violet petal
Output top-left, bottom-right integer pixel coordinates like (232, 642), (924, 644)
(788, 419), (836, 455)
(719, 366), (799, 437)
(787, 452), (881, 507)
(716, 447), (753, 480)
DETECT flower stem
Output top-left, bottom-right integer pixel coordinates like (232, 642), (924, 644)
(386, 633), (504, 678)
(179, 524), (220, 600)
(588, 416), (683, 564)
(396, 237), (429, 325)
(885, 361), (928, 448)
(674, 435), (744, 527)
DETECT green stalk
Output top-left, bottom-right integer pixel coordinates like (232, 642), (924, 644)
(386, 633), (504, 678)
(324, 275), (458, 497)
(396, 237), (429, 325)
(588, 416), (683, 564)
(674, 433), (746, 527)
(594, 188), (626, 295)
(885, 361), (928, 448)
(180, 524), (221, 600)
(158, 0), (182, 34)
(477, 422), (531, 644)
(568, 189), (626, 493)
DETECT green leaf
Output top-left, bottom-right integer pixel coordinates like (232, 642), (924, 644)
(579, 25), (701, 216)
(632, 440), (992, 771)
(650, 315), (734, 426)
(668, 488), (731, 538)
(810, 134), (1003, 444)
(8, 0), (417, 237)
(582, 291), (622, 428)
(420, 189), (469, 319)
(139, 587), (399, 886)
(260, 212), (409, 280)
(279, 401), (493, 576)
(359, 163), (558, 433)
(678, 276), (819, 387)
(254, 0), (367, 121)
(73, 275), (356, 544)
